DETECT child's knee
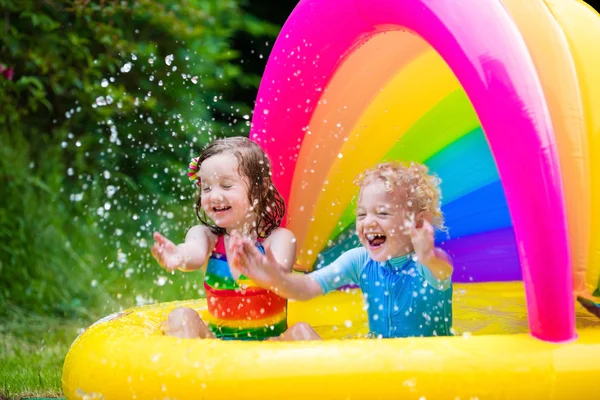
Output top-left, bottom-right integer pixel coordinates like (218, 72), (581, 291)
(165, 307), (204, 339)
(285, 322), (321, 341)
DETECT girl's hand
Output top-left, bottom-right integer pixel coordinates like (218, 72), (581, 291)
(410, 219), (435, 264)
(151, 232), (184, 272)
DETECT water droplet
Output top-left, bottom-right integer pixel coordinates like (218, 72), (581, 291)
(344, 320), (352, 328)
(70, 193), (83, 202)
(121, 62), (132, 73)
(101, 79), (109, 88)
(191, 76), (198, 84)
(402, 378), (416, 388)
(165, 54), (174, 66)
(156, 276), (167, 286)
(117, 249), (127, 263)
(91, 280), (98, 287)
(106, 185), (117, 198)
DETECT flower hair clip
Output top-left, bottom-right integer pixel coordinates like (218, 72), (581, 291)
(187, 157), (201, 187)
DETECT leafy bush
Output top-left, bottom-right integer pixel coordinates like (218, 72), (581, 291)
(0, 0), (279, 317)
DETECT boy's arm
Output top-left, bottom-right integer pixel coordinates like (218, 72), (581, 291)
(267, 271), (325, 301)
(232, 238), (365, 301)
(419, 247), (453, 281)
(233, 237), (323, 300)
(411, 220), (453, 282)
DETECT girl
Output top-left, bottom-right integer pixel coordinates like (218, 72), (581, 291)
(231, 161), (454, 339)
(151, 136), (318, 341)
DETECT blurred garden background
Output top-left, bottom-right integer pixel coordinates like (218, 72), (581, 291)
(0, 1), (296, 398)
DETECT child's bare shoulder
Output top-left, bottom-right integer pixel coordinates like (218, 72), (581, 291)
(264, 227), (296, 244)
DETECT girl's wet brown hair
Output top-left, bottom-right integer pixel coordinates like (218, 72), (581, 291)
(194, 136), (286, 238)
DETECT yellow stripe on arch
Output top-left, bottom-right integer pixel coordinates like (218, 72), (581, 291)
(297, 49), (462, 268)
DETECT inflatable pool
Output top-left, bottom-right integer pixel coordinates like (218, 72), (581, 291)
(63, 283), (600, 399)
(63, 0), (600, 398)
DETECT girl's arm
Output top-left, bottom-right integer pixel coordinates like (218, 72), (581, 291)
(151, 225), (216, 272)
(263, 227), (297, 273)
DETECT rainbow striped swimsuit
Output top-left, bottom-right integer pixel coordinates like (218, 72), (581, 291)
(203, 236), (288, 340)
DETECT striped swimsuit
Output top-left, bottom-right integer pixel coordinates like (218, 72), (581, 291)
(203, 236), (288, 340)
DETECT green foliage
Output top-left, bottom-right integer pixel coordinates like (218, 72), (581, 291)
(0, 0), (280, 317)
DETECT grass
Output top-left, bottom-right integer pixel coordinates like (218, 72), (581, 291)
(0, 273), (205, 400)
(0, 313), (89, 400)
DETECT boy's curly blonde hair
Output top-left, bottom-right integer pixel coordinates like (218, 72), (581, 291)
(354, 161), (445, 231)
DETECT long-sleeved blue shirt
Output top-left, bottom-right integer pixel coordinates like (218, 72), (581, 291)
(310, 247), (453, 338)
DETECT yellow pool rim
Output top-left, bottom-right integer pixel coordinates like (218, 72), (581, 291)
(62, 285), (600, 400)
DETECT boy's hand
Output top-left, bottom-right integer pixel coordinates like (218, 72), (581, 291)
(410, 220), (453, 280)
(410, 219), (435, 264)
(151, 232), (184, 272)
(229, 235), (284, 290)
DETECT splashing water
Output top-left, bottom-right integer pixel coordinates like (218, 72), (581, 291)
(121, 62), (133, 73)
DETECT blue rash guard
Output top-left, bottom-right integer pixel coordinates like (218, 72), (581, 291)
(310, 247), (453, 338)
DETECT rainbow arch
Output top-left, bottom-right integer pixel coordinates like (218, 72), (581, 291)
(251, 0), (600, 343)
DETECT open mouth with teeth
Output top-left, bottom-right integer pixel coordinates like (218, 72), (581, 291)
(366, 233), (387, 248)
(213, 206), (232, 213)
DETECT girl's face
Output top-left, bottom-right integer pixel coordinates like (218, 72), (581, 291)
(198, 153), (254, 233)
(355, 179), (415, 262)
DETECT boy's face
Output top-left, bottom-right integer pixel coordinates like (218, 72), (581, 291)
(355, 179), (415, 262)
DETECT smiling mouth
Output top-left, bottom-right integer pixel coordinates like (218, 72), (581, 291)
(366, 233), (386, 248)
(213, 206), (232, 213)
